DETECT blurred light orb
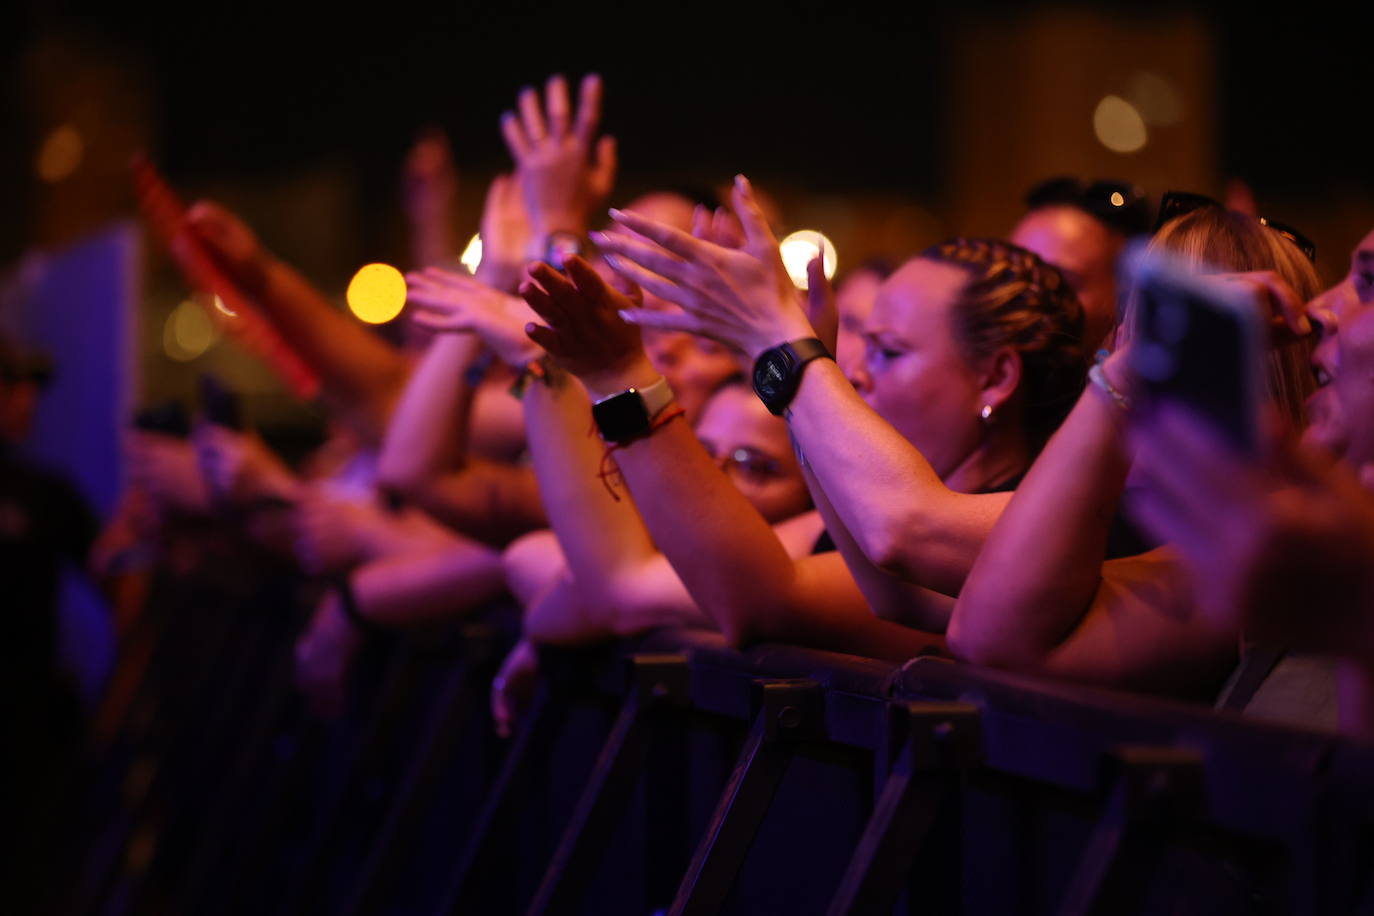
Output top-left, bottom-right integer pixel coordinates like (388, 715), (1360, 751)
(212, 294), (237, 318)
(460, 233), (483, 274)
(1109, 191), (1126, 207)
(779, 230), (838, 290)
(35, 124), (84, 183)
(1093, 96), (1148, 154)
(347, 263), (407, 324)
(1125, 71), (1183, 126)
(163, 299), (218, 361)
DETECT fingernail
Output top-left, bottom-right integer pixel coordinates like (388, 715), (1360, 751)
(618, 309), (638, 323)
(525, 322), (539, 334)
(589, 230), (609, 244)
(608, 208), (626, 221)
(603, 253), (621, 270)
(735, 174), (749, 190)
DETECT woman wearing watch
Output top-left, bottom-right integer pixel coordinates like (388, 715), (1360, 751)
(517, 178), (1087, 660)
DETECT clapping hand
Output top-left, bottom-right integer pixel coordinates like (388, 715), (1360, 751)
(519, 256), (652, 397)
(474, 173), (532, 291)
(407, 266), (542, 368)
(594, 175), (817, 360)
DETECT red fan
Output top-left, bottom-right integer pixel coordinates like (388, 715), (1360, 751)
(132, 154), (320, 399)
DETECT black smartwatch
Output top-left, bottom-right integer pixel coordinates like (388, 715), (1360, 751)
(752, 338), (833, 416)
(591, 376), (675, 446)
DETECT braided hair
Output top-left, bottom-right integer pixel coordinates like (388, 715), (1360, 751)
(920, 238), (1089, 451)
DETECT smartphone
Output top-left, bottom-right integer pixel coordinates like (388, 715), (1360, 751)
(1125, 245), (1265, 455)
(198, 373), (243, 430)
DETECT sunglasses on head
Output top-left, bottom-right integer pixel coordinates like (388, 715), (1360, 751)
(1153, 190), (1317, 264)
(700, 442), (783, 483)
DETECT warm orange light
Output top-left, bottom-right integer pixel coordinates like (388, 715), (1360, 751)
(163, 299), (219, 361)
(779, 230), (838, 290)
(460, 233), (483, 274)
(346, 263), (407, 324)
(36, 124), (84, 183)
(1093, 96), (1147, 154)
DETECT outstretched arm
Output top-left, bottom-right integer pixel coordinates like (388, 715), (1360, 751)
(180, 202), (410, 444)
(519, 257), (943, 660)
(375, 277), (545, 542)
(600, 175), (1011, 596)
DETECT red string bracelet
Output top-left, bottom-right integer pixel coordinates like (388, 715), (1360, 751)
(596, 405), (687, 501)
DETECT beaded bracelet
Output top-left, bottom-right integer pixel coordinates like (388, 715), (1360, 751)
(1087, 361), (1131, 412)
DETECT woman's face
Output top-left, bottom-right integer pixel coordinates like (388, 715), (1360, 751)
(1305, 228), (1374, 465)
(694, 384), (810, 524)
(851, 259), (988, 479)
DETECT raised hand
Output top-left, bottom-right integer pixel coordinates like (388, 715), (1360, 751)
(475, 173), (532, 291)
(520, 256), (651, 395)
(806, 253), (839, 356)
(1208, 270), (1312, 340)
(501, 74), (616, 240)
(1127, 405), (1374, 651)
(490, 638), (539, 739)
(595, 174), (816, 359)
(406, 266), (541, 367)
(402, 128), (457, 226)
(181, 201), (270, 291)
(402, 128), (459, 268)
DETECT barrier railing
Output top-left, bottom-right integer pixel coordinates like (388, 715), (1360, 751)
(52, 604), (1374, 915)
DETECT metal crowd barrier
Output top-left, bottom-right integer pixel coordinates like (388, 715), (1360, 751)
(54, 607), (1374, 915)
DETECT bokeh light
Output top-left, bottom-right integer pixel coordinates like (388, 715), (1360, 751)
(35, 124), (85, 183)
(163, 299), (219, 362)
(212, 294), (237, 318)
(1125, 71), (1183, 126)
(779, 230), (838, 290)
(1093, 96), (1148, 154)
(460, 233), (483, 274)
(346, 263), (407, 324)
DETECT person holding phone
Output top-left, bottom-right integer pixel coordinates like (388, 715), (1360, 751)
(1123, 227), (1374, 736)
(948, 202), (1322, 701)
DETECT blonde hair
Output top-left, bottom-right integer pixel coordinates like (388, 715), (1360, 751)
(1150, 207), (1321, 429)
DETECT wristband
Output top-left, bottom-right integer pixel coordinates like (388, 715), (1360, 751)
(1088, 360), (1131, 413)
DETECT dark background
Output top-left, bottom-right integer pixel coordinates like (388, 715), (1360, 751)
(7, 2), (1372, 220)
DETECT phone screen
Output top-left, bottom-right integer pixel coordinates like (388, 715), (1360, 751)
(1127, 250), (1264, 455)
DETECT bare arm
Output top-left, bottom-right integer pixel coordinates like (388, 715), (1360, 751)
(519, 259), (944, 659)
(376, 332), (481, 497)
(601, 178), (1009, 594)
(803, 465), (958, 632)
(348, 534), (506, 627)
(948, 384), (1130, 667)
(184, 202), (410, 444)
(375, 294), (545, 544)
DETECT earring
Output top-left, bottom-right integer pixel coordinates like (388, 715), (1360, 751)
(980, 404), (993, 422)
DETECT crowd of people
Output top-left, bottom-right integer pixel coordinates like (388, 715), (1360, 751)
(20, 70), (1374, 780)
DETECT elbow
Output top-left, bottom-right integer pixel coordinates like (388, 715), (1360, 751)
(946, 604), (1043, 672)
(857, 513), (924, 578)
(376, 461), (423, 502)
(713, 596), (783, 651)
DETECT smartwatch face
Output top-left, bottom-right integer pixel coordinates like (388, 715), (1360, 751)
(753, 349), (794, 408)
(592, 392), (651, 443)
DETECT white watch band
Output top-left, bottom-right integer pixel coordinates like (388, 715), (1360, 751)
(635, 376), (675, 421)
